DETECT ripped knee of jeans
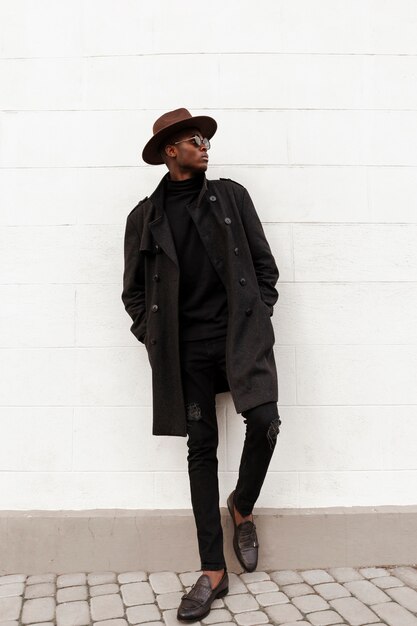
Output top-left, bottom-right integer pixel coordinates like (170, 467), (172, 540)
(186, 401), (202, 421)
(266, 415), (281, 451)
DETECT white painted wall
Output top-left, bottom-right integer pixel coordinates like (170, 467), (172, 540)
(1, 0), (416, 510)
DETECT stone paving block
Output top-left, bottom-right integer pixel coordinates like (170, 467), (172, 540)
(0, 576), (25, 587)
(234, 610), (269, 625)
(306, 609), (344, 625)
(0, 597), (22, 621)
(372, 600), (417, 625)
(94, 618), (127, 626)
(329, 596), (379, 625)
(240, 572), (271, 584)
(125, 603), (161, 624)
(314, 582), (351, 600)
(328, 567), (363, 583)
(227, 574), (248, 595)
(279, 622), (311, 626)
(162, 607), (201, 625)
(156, 591), (184, 610)
(0, 621), (19, 626)
(201, 608), (232, 623)
(301, 569), (335, 585)
(56, 573), (86, 589)
(90, 594), (124, 621)
(88, 572), (117, 586)
(90, 583), (120, 597)
(359, 567), (388, 579)
(223, 593), (259, 613)
(56, 585), (88, 603)
(246, 580), (279, 594)
(0, 584), (24, 599)
(24, 583), (55, 599)
(211, 598), (225, 609)
(270, 571), (303, 586)
(134, 623), (164, 626)
(256, 591), (289, 607)
(118, 572), (147, 584)
(26, 574), (56, 585)
(56, 600), (90, 626)
(24, 622), (55, 626)
(264, 602), (303, 623)
(372, 575), (404, 589)
(344, 579), (390, 605)
(120, 582), (155, 606)
(178, 571), (201, 587)
(390, 566), (417, 589)
(149, 572), (182, 594)
(21, 597), (55, 624)
(385, 585), (417, 612)
(281, 582), (314, 598)
(292, 592), (329, 612)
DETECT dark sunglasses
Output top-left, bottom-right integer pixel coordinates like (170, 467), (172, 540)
(174, 135), (211, 150)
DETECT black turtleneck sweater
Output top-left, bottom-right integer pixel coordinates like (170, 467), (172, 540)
(164, 173), (228, 341)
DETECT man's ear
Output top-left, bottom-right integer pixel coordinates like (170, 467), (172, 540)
(164, 144), (177, 159)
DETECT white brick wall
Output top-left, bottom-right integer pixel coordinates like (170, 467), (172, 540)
(1, 0), (416, 509)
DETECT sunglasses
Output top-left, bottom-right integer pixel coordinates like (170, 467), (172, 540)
(174, 135), (211, 150)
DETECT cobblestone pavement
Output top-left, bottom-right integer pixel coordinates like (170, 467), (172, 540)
(1, 565), (417, 626)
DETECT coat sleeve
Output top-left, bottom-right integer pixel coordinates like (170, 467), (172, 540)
(121, 210), (147, 344)
(240, 187), (279, 315)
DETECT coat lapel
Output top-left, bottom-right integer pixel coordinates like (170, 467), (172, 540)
(146, 173), (179, 268)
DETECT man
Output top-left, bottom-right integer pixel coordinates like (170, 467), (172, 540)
(122, 108), (282, 621)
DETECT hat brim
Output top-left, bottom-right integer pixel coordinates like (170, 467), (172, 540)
(141, 115), (217, 165)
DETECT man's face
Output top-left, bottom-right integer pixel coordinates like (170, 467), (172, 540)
(163, 127), (209, 174)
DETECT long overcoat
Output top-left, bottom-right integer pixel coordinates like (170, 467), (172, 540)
(121, 172), (279, 436)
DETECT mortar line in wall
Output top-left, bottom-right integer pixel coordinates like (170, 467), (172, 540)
(4, 343), (417, 349)
(3, 107), (417, 113)
(2, 164), (417, 169)
(6, 222), (417, 227)
(0, 468), (414, 473)
(2, 403), (416, 408)
(3, 51), (417, 60)
(3, 280), (417, 284)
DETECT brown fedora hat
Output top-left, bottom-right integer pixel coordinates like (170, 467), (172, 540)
(142, 107), (217, 165)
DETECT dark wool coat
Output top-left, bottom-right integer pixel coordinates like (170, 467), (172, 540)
(121, 172), (279, 436)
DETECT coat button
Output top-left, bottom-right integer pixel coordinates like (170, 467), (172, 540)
(209, 195), (217, 201)
(245, 308), (252, 316)
(151, 304), (159, 312)
(150, 338), (157, 345)
(234, 247), (239, 255)
(153, 274), (160, 282)
(239, 278), (246, 286)
(155, 244), (161, 253)
(224, 217), (231, 225)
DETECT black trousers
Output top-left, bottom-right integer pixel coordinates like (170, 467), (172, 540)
(179, 334), (281, 571)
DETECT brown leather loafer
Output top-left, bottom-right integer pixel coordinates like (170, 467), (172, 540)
(227, 490), (259, 572)
(177, 568), (228, 621)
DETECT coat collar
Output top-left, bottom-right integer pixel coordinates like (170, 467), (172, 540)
(144, 171), (210, 268)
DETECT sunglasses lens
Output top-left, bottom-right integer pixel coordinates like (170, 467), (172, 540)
(203, 138), (210, 149)
(193, 135), (202, 146)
